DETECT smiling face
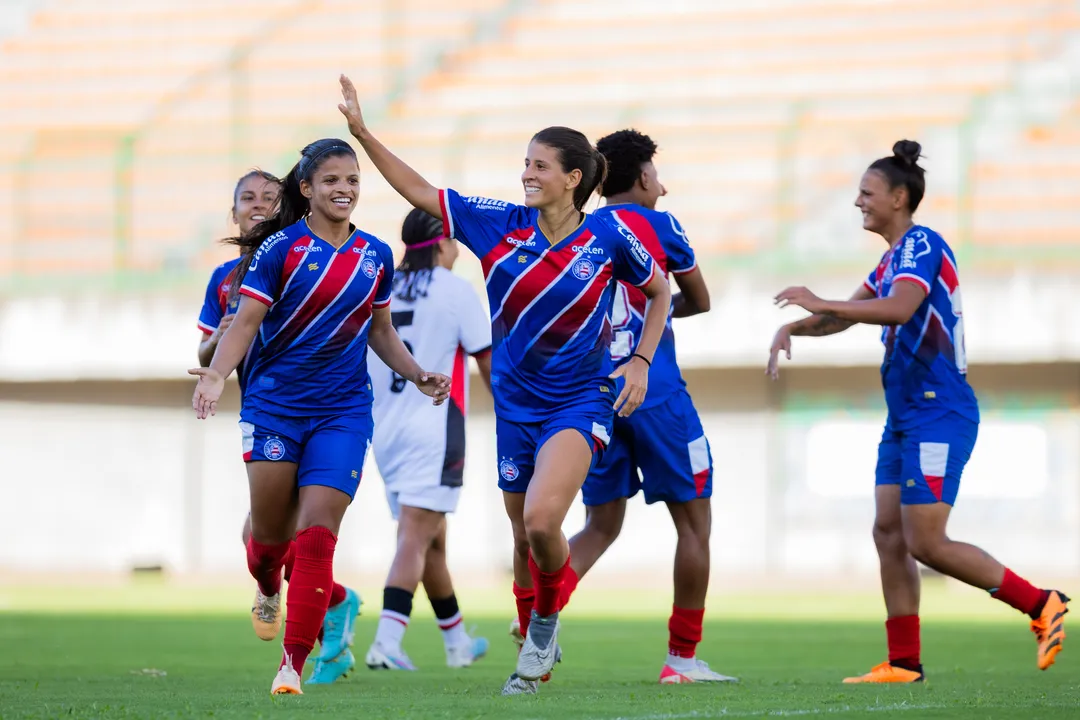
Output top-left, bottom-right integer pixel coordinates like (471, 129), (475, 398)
(232, 175), (281, 235)
(521, 140), (580, 211)
(855, 169), (907, 236)
(301, 154), (360, 224)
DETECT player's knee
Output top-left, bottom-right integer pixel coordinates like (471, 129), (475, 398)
(584, 505), (624, 546)
(522, 508), (562, 551)
(904, 528), (945, 568)
(872, 518), (905, 556)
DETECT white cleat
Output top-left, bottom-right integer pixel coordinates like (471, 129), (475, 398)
(659, 658), (739, 684)
(501, 672), (538, 695)
(509, 617), (524, 649)
(516, 611), (560, 681)
(271, 653), (303, 695)
(365, 642), (417, 671)
(446, 634), (489, 668)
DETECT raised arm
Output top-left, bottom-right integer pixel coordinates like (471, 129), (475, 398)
(338, 75), (441, 218)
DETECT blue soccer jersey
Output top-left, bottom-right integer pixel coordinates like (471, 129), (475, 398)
(864, 225), (980, 430)
(438, 189), (656, 422)
(595, 203), (696, 410)
(198, 257), (254, 389)
(237, 218), (394, 416)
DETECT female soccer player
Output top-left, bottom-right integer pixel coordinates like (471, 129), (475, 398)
(197, 171), (362, 687)
(337, 75), (672, 694)
(767, 140), (1068, 683)
(189, 138), (451, 695)
(365, 208), (492, 672)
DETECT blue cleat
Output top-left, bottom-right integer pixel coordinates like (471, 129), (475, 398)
(307, 648), (355, 685)
(317, 587), (362, 662)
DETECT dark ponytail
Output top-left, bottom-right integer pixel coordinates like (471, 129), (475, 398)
(394, 207), (444, 302)
(531, 126), (608, 212)
(868, 139), (927, 213)
(224, 138), (356, 304)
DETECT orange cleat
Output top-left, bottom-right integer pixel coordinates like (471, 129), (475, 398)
(843, 662), (924, 684)
(1032, 590), (1069, 670)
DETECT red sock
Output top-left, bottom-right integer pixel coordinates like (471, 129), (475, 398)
(246, 537), (290, 597)
(280, 526), (337, 677)
(512, 582), (535, 639)
(885, 615), (921, 669)
(530, 552), (568, 618)
(282, 543), (295, 583)
(329, 582), (347, 607)
(992, 568), (1048, 618)
(668, 605), (704, 658)
(558, 565), (580, 610)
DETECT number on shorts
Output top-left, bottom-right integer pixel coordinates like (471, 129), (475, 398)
(390, 311), (415, 394)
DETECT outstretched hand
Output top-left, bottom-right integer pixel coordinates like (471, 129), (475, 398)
(415, 371), (451, 406)
(338, 74), (367, 138)
(766, 326), (792, 380)
(774, 286), (826, 314)
(189, 367), (225, 419)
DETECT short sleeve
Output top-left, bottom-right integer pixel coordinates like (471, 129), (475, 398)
(456, 280), (492, 355)
(239, 232), (288, 307)
(197, 268), (224, 333)
(892, 229), (939, 296)
(605, 218), (656, 287)
(438, 188), (532, 257)
(863, 267), (878, 295)
(373, 241), (395, 309)
(660, 213), (696, 275)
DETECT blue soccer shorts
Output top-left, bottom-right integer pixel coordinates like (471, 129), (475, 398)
(582, 388), (713, 506)
(239, 408), (373, 499)
(875, 415), (979, 506)
(496, 396), (614, 494)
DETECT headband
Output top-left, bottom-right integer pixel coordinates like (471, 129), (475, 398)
(407, 236), (447, 250)
(298, 144), (354, 177)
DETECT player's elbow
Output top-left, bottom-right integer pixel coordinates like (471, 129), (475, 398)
(687, 292), (710, 315)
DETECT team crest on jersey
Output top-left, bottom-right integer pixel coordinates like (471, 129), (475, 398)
(572, 257), (596, 280)
(361, 258), (378, 278)
(499, 459), (520, 483)
(263, 438), (286, 461)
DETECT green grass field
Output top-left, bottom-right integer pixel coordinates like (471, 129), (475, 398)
(1, 583), (1076, 719)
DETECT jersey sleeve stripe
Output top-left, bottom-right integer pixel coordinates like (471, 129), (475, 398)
(670, 262), (698, 276)
(632, 261), (658, 288)
(372, 297), (391, 308)
(863, 278), (877, 293)
(893, 273), (931, 294)
(439, 189), (455, 240)
(197, 321), (216, 334)
(239, 286), (274, 306)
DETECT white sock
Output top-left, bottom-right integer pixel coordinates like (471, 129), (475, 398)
(375, 610), (409, 651)
(437, 612), (470, 648)
(666, 652), (697, 672)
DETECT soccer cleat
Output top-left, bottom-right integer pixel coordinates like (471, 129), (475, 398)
(501, 672), (538, 696)
(842, 661), (924, 684)
(509, 616), (524, 649)
(659, 659), (739, 684)
(446, 633), (490, 668)
(307, 648), (355, 685)
(516, 610), (560, 681)
(317, 587), (362, 661)
(251, 587), (282, 641)
(271, 654), (303, 695)
(365, 642), (417, 671)
(1032, 590), (1069, 670)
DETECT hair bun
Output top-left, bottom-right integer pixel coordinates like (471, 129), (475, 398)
(892, 140), (922, 168)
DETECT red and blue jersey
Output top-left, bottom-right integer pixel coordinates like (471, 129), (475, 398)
(864, 225), (979, 430)
(198, 257), (253, 389)
(238, 218), (394, 416)
(596, 203), (696, 410)
(438, 189), (656, 422)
